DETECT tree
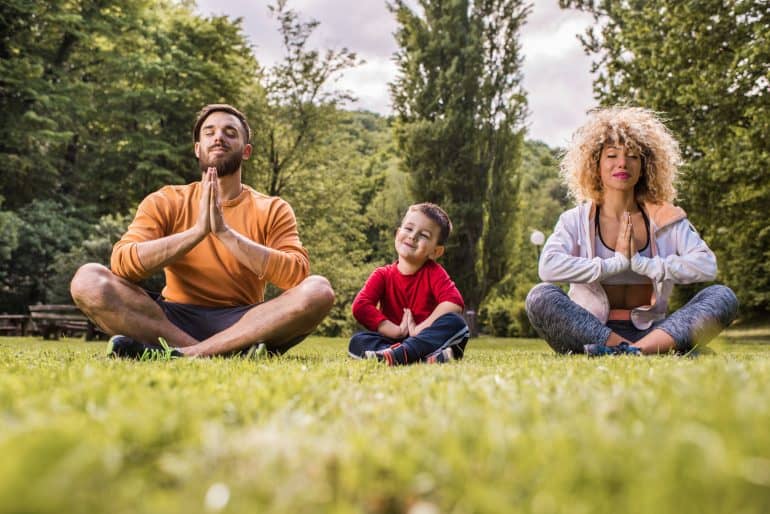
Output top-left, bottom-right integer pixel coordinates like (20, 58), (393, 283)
(561, 0), (770, 316)
(0, 0), (259, 310)
(0, 199), (23, 291)
(46, 212), (168, 304)
(0, 200), (89, 312)
(287, 111), (385, 335)
(498, 140), (568, 298)
(480, 140), (569, 337)
(85, 1), (260, 213)
(245, 0), (362, 197)
(0, 0), (259, 216)
(389, 0), (530, 311)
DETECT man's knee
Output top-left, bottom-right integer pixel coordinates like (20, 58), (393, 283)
(298, 275), (335, 313)
(70, 263), (115, 308)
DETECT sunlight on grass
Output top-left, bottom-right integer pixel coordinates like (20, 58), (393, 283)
(1, 336), (769, 513)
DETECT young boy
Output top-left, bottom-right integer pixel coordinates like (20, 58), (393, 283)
(349, 203), (469, 365)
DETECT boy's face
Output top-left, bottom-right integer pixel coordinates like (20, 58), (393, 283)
(395, 210), (445, 265)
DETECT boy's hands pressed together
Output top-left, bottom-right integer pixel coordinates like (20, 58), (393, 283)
(400, 309), (411, 337)
(377, 317), (408, 340)
(375, 308), (421, 340)
(405, 308), (421, 337)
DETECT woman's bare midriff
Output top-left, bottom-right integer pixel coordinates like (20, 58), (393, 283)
(604, 283), (654, 309)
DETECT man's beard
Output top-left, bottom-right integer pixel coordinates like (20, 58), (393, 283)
(198, 147), (242, 177)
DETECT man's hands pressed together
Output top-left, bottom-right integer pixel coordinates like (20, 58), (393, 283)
(196, 167), (228, 238)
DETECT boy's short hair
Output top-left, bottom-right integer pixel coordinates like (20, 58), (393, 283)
(407, 203), (452, 245)
(193, 104), (251, 145)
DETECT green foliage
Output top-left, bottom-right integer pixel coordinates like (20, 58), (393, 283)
(87, 2), (259, 212)
(257, 110), (398, 336)
(495, 140), (569, 300)
(284, 111), (387, 335)
(0, 207), (23, 291)
(561, 0), (770, 317)
(0, 200), (89, 312)
(46, 213), (135, 303)
(0, 0), (257, 214)
(390, 0), (530, 309)
(0, 203), (22, 262)
(361, 138), (413, 266)
(1, 337), (770, 513)
(478, 296), (535, 337)
(480, 140), (568, 334)
(0, 0), (257, 308)
(245, 0), (361, 198)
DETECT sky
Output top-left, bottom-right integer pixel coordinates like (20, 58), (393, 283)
(195, 1), (598, 148)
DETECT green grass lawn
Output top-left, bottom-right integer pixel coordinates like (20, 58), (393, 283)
(1, 334), (770, 514)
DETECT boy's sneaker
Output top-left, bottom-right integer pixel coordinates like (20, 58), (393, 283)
(107, 335), (183, 361)
(362, 343), (401, 366)
(363, 345), (399, 366)
(425, 347), (454, 364)
(583, 341), (641, 357)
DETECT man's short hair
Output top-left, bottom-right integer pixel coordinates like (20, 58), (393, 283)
(193, 104), (251, 144)
(407, 203), (453, 245)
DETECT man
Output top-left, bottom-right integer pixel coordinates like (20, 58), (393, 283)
(70, 104), (335, 358)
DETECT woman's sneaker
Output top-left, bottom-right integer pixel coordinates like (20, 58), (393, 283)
(583, 341), (641, 356)
(106, 335), (183, 360)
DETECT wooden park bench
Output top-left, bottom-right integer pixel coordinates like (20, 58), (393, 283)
(28, 304), (106, 341)
(0, 314), (30, 336)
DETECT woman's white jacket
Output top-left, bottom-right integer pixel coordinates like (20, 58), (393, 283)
(538, 201), (717, 329)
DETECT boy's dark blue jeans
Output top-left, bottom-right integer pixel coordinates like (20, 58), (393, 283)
(348, 312), (469, 364)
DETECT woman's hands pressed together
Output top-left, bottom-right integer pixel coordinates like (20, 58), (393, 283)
(613, 211), (637, 265)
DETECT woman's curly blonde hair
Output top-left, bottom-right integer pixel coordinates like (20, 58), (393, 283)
(560, 106), (681, 204)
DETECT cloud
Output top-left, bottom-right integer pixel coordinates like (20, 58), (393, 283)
(520, 4), (597, 146)
(195, 0), (598, 147)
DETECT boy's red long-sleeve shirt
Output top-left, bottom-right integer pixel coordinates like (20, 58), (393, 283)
(351, 260), (464, 331)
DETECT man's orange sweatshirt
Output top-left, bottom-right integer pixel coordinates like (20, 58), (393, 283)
(111, 182), (309, 307)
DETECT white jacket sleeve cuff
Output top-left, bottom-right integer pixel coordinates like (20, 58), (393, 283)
(600, 253), (630, 278)
(631, 254), (665, 282)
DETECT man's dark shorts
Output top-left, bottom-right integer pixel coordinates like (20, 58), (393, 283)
(148, 292), (307, 355)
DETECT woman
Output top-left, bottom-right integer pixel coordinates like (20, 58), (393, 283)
(526, 107), (738, 355)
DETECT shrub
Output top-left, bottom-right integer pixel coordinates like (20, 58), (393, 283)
(479, 296), (537, 338)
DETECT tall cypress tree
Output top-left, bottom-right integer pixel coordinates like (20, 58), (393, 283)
(389, 0), (529, 310)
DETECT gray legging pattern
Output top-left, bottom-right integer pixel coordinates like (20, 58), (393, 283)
(525, 283), (739, 354)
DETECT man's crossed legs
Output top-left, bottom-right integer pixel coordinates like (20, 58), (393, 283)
(70, 263), (335, 358)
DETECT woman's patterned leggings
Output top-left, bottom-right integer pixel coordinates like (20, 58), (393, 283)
(525, 283), (739, 354)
